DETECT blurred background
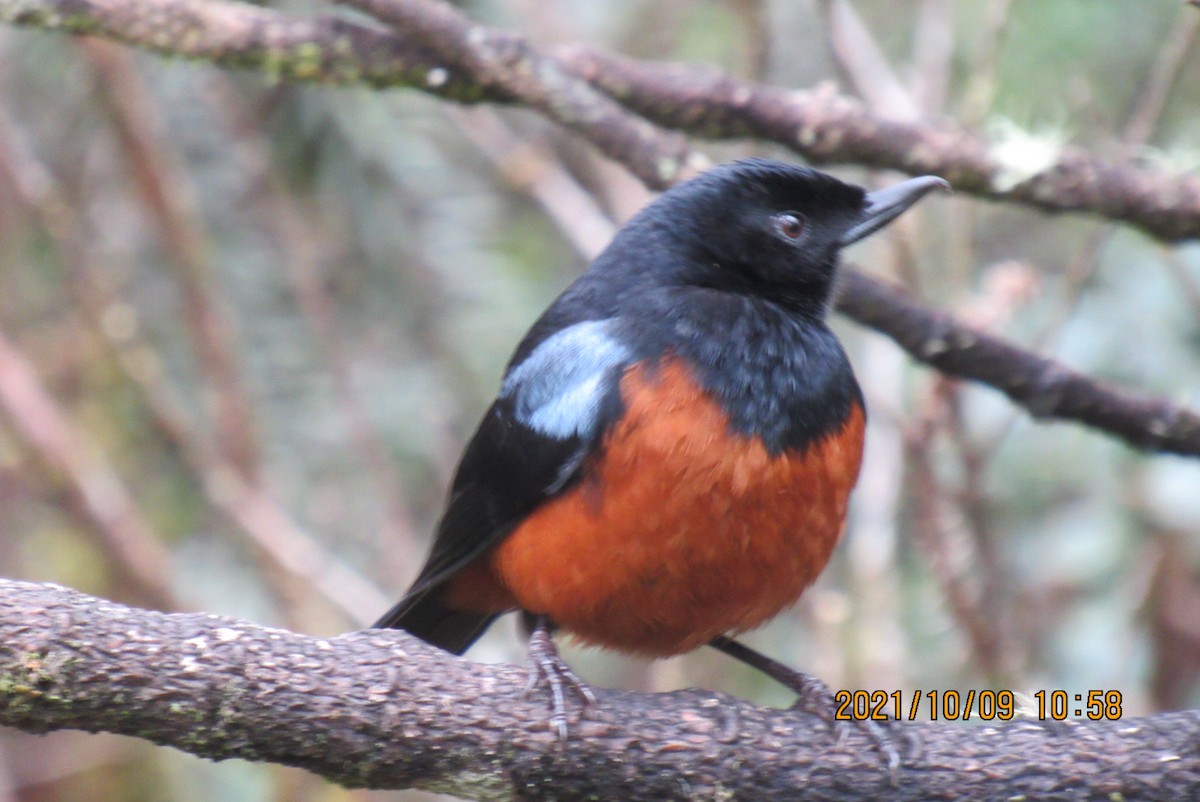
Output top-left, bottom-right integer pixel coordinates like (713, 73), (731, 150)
(2, 0), (1200, 799)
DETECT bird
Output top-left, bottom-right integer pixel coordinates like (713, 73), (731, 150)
(374, 158), (947, 743)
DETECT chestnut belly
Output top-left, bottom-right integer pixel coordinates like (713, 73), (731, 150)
(489, 360), (865, 656)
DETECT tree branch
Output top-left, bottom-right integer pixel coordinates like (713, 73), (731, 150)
(2, 578), (1200, 800)
(835, 270), (1200, 456)
(559, 44), (1200, 241)
(329, 0), (698, 190)
(1, 0), (443, 87)
(4, 0), (1200, 460)
(5, 0), (1200, 242)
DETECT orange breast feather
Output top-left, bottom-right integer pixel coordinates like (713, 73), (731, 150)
(453, 358), (865, 657)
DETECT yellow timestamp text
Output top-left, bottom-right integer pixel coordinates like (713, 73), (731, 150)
(833, 689), (1124, 722)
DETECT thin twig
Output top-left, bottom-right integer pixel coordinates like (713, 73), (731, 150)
(822, 0), (918, 120)
(904, 389), (1016, 684)
(0, 88), (388, 627)
(82, 40), (262, 479)
(0, 326), (177, 610)
(910, 0), (954, 116)
(2, 0), (1197, 460)
(450, 107), (616, 259)
(958, 0), (1014, 125)
(207, 74), (422, 560)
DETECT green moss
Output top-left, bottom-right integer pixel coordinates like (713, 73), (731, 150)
(290, 42), (325, 80)
(259, 48), (286, 85)
(0, 651), (70, 719)
(168, 701), (207, 723)
(0, 676), (23, 698)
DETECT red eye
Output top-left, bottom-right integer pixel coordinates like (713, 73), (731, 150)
(773, 212), (807, 240)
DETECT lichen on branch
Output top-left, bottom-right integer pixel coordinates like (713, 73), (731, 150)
(3, 578), (1200, 800)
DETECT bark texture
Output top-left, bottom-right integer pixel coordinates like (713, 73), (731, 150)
(2, 579), (1200, 800)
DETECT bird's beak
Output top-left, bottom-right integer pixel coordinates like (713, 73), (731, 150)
(839, 176), (951, 247)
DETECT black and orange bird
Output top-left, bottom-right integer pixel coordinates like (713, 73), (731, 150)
(375, 159), (946, 738)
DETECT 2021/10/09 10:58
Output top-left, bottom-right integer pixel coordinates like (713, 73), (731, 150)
(833, 689), (1124, 722)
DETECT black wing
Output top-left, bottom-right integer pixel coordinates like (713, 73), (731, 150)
(374, 318), (631, 653)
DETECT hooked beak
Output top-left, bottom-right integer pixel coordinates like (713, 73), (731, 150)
(840, 175), (951, 247)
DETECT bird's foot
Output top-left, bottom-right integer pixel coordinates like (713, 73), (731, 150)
(785, 674), (902, 775)
(523, 618), (597, 742)
(708, 636), (905, 775)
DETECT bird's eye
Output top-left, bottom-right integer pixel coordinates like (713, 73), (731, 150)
(772, 212), (807, 240)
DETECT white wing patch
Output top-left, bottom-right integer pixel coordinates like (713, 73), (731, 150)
(502, 319), (631, 440)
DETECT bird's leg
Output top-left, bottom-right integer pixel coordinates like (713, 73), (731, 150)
(708, 636), (840, 720)
(708, 635), (902, 772)
(523, 614), (597, 742)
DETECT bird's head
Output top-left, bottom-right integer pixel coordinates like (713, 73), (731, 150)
(637, 159), (948, 316)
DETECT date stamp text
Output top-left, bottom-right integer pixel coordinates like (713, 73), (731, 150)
(833, 689), (1124, 722)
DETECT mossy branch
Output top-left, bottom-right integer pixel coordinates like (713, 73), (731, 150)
(3, 578), (1200, 800)
(4, 0), (1200, 239)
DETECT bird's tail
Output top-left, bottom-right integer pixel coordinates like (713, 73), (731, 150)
(373, 584), (497, 656)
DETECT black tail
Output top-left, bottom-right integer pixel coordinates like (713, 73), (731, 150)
(373, 584), (497, 656)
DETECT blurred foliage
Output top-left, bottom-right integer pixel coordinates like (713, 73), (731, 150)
(1, 0), (1200, 800)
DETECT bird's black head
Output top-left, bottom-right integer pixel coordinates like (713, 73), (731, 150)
(631, 159), (948, 317)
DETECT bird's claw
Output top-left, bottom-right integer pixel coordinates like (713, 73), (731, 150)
(708, 637), (904, 775)
(524, 622), (595, 742)
(786, 676), (902, 777)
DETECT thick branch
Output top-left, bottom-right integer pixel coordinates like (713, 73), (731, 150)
(0, 0), (479, 94)
(2, 578), (1200, 800)
(835, 270), (1200, 456)
(329, 0), (697, 189)
(559, 45), (1200, 242)
(4, 0), (1200, 241)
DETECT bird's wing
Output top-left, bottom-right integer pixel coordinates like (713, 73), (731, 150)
(384, 318), (632, 608)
